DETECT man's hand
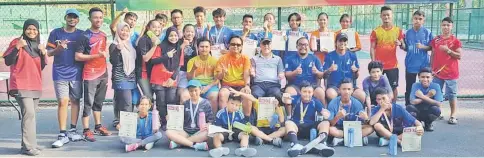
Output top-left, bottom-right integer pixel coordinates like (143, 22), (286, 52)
(122, 7), (129, 14)
(427, 89), (436, 98)
(311, 63), (320, 74)
(379, 100), (391, 111)
(351, 61), (358, 72)
(415, 90), (424, 99)
(282, 93), (293, 105)
(329, 61), (338, 72)
(241, 86), (251, 94)
(56, 39), (69, 50)
(278, 73), (285, 80)
(416, 43), (425, 49)
(416, 126), (424, 136)
(359, 111), (368, 120)
(337, 108), (347, 117)
(322, 109), (330, 120)
(294, 64), (303, 75)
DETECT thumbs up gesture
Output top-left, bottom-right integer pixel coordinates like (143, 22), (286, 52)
(351, 61), (358, 72)
(16, 36), (27, 49)
(329, 61), (338, 72)
(416, 42), (424, 49)
(311, 62), (319, 74)
(294, 64), (303, 75)
(38, 43), (47, 55)
(122, 7), (129, 14)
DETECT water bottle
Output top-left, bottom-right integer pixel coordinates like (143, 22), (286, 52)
(309, 128), (317, 141)
(348, 128), (355, 148)
(152, 104), (161, 130)
(270, 113), (279, 129)
(198, 112), (206, 131)
(389, 134), (398, 156)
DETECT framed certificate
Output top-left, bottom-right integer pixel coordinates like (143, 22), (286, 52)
(343, 121), (363, 147)
(344, 28), (357, 48)
(402, 127), (422, 152)
(167, 104), (185, 131)
(210, 44), (223, 59)
(271, 30), (286, 51)
(242, 38), (257, 59)
(287, 31), (304, 51)
(319, 32), (335, 51)
(119, 111), (138, 139)
(257, 97), (276, 121)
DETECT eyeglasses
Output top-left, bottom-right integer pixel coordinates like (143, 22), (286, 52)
(298, 43), (309, 47)
(230, 43), (243, 47)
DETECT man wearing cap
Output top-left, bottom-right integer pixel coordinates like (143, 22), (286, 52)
(165, 80), (213, 151)
(250, 38), (284, 102)
(47, 9), (85, 148)
(323, 33), (365, 104)
(284, 37), (326, 117)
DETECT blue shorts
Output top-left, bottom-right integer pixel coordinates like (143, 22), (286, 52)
(433, 77), (457, 100)
(201, 85), (219, 98)
(177, 71), (189, 88)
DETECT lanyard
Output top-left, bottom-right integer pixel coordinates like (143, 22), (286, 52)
(226, 109), (236, 131)
(300, 101), (310, 123)
(189, 99), (201, 127)
(214, 26), (225, 44)
(383, 108), (393, 132)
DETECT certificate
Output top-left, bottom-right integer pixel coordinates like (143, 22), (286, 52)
(287, 31), (304, 51)
(343, 121), (363, 147)
(402, 127), (422, 152)
(242, 38), (257, 59)
(257, 97), (276, 121)
(342, 28), (357, 48)
(167, 104), (184, 131)
(211, 44), (224, 59)
(319, 32), (335, 51)
(119, 111), (138, 139)
(208, 125), (233, 137)
(271, 30), (286, 51)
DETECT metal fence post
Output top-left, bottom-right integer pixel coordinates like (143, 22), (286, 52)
(44, 4), (48, 34)
(110, 0), (115, 22)
(277, 7), (282, 30)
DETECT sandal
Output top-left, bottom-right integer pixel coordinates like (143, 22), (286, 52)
(448, 117), (458, 125)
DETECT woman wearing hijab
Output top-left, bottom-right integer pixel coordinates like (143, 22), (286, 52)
(109, 22), (138, 129)
(3, 19), (47, 156)
(150, 27), (183, 130)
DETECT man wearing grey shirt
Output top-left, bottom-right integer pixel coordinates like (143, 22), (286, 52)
(250, 38), (285, 100)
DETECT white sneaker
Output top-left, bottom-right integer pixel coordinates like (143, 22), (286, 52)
(52, 133), (69, 148)
(363, 136), (369, 146)
(235, 147), (257, 157)
(67, 128), (83, 141)
(379, 137), (389, 146)
(332, 137), (344, 146)
(145, 142), (154, 150)
(287, 144), (304, 157)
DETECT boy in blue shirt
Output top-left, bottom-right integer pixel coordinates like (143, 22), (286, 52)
(323, 33), (365, 104)
(369, 87), (424, 146)
(406, 67), (442, 132)
(284, 37), (326, 112)
(328, 79), (374, 146)
(401, 10), (433, 106)
(210, 94), (257, 157)
(48, 9), (85, 148)
(206, 8), (233, 55)
(110, 7), (139, 46)
(233, 14), (258, 41)
(282, 82), (334, 157)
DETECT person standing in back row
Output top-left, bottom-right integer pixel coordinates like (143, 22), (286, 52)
(401, 10), (433, 106)
(75, 7), (112, 142)
(370, 6), (405, 103)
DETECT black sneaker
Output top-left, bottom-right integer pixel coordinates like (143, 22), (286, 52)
(424, 122), (434, 132)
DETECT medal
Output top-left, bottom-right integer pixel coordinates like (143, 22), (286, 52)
(189, 99), (201, 129)
(190, 123), (196, 128)
(300, 120), (304, 124)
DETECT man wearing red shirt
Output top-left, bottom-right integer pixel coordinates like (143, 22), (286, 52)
(418, 17), (462, 125)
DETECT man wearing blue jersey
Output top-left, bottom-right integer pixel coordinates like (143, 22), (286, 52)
(206, 8), (233, 55)
(47, 9), (84, 148)
(401, 10), (433, 106)
(233, 14), (258, 41)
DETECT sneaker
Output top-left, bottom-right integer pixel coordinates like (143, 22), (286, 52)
(272, 137), (283, 148)
(313, 143), (335, 157)
(253, 137), (263, 146)
(52, 133), (69, 148)
(169, 141), (179, 149)
(425, 122), (435, 132)
(83, 130), (96, 142)
(331, 137), (344, 147)
(193, 142), (209, 151)
(125, 143), (139, 152)
(112, 120), (119, 128)
(448, 117), (458, 125)
(235, 147), (257, 157)
(67, 128), (83, 141)
(94, 126), (112, 136)
(363, 136), (369, 146)
(287, 143), (304, 157)
(144, 142), (154, 150)
(209, 147), (230, 158)
(378, 137), (389, 147)
(20, 148), (41, 156)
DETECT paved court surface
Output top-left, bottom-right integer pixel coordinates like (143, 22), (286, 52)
(0, 35), (483, 101)
(0, 99), (483, 157)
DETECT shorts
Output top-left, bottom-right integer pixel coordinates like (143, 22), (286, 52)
(375, 123), (403, 137)
(221, 85), (244, 91)
(83, 77), (108, 117)
(297, 123), (319, 139)
(258, 127), (279, 135)
(433, 77), (457, 100)
(383, 68), (399, 89)
(201, 85), (220, 98)
(54, 80), (82, 100)
(221, 129), (242, 143)
(177, 71), (189, 88)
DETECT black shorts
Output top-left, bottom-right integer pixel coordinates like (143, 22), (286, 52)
(383, 68), (399, 89)
(297, 123), (319, 139)
(259, 127), (279, 135)
(221, 129), (242, 143)
(375, 123), (403, 137)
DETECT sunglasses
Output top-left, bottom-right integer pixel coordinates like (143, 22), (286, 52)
(230, 43), (242, 47)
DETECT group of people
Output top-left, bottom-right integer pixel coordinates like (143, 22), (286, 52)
(2, 5), (462, 157)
